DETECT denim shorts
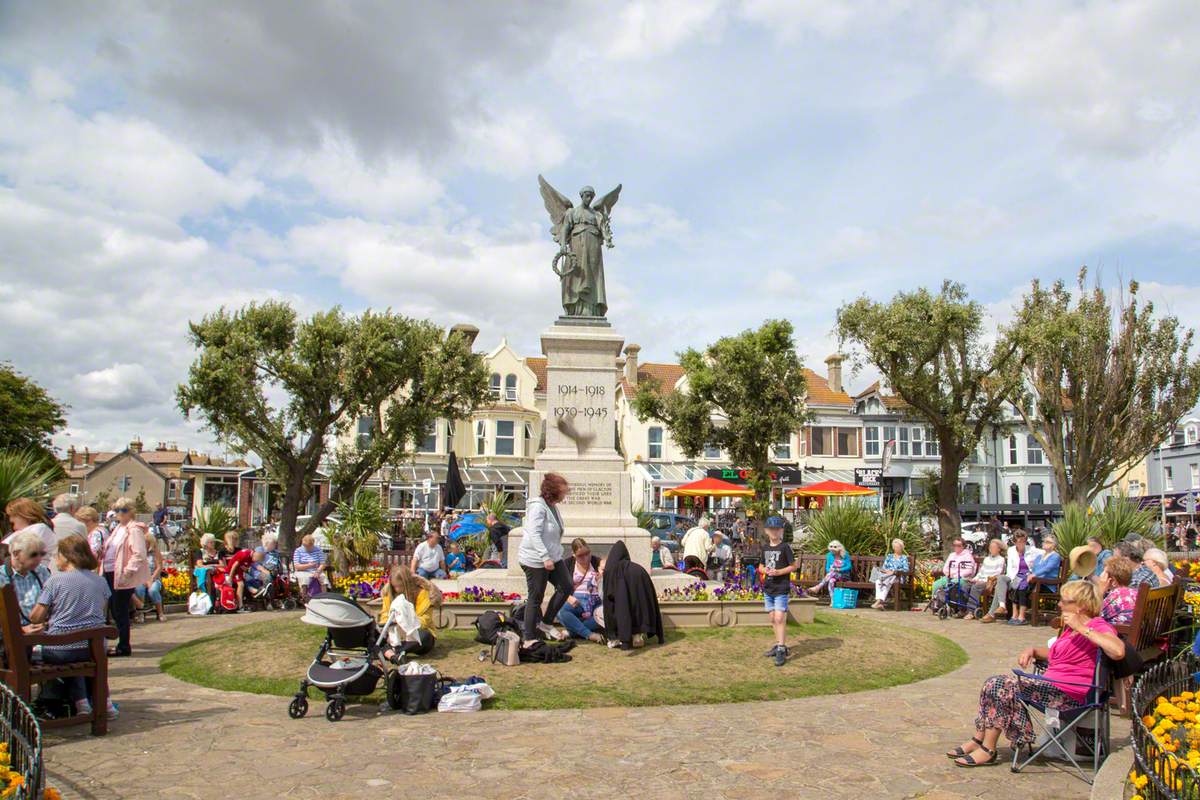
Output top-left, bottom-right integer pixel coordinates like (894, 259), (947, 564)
(763, 593), (789, 613)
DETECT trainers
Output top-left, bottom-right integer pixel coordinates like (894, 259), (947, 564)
(75, 699), (93, 716)
(106, 701), (119, 720)
(763, 645), (779, 657)
(236, 607), (253, 614)
(535, 622), (557, 639)
(774, 646), (788, 667)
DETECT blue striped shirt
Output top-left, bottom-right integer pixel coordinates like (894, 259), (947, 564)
(292, 546), (325, 568)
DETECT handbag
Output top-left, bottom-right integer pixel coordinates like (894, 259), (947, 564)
(1109, 634), (1145, 680)
(868, 566), (884, 583)
(492, 630), (521, 666)
(187, 590), (212, 616)
(398, 672), (438, 715)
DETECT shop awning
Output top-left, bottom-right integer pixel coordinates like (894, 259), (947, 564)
(788, 479), (877, 498)
(634, 462), (725, 485)
(381, 464), (528, 487)
(663, 477), (755, 498)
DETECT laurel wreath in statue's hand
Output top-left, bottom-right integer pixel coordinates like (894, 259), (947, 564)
(552, 249), (578, 278)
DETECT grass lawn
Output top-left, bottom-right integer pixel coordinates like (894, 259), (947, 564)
(160, 612), (965, 711)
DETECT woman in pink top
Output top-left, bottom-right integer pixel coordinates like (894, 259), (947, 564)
(100, 498), (150, 657)
(946, 580), (1125, 767)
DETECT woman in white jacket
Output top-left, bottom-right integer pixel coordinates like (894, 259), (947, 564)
(990, 531), (1041, 625)
(970, 538), (1006, 613)
(517, 473), (573, 645)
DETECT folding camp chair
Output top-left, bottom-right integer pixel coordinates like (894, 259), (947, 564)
(1010, 653), (1112, 784)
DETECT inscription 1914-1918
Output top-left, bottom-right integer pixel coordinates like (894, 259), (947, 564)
(554, 383), (608, 419)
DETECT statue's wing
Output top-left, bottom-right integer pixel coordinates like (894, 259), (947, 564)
(594, 184), (622, 217)
(538, 175), (572, 241)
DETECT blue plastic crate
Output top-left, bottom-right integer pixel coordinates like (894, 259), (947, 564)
(830, 588), (859, 609)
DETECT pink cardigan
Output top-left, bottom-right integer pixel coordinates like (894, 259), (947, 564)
(111, 521), (150, 589)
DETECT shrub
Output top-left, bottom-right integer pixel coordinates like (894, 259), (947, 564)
(1092, 491), (1159, 548)
(800, 498), (930, 558)
(1051, 503), (1095, 554)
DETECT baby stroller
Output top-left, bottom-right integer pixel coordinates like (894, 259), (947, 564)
(928, 562), (983, 620)
(289, 593), (395, 722)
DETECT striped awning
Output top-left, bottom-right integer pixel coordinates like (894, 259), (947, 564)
(381, 464), (528, 488)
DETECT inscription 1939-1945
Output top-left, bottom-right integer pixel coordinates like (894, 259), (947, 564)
(554, 384), (608, 420)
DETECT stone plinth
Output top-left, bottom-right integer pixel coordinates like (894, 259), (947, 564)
(506, 320), (652, 570)
(455, 568), (695, 596)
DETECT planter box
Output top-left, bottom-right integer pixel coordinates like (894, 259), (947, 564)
(432, 598), (817, 631)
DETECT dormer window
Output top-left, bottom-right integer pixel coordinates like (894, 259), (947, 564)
(490, 373), (502, 399)
(505, 374), (518, 402)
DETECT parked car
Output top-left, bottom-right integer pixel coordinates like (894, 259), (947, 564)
(294, 514), (343, 551)
(645, 513), (696, 552)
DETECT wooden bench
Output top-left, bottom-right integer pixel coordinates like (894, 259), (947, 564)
(1110, 580), (1182, 714)
(0, 583), (117, 735)
(1029, 557), (1070, 626)
(793, 554), (915, 610)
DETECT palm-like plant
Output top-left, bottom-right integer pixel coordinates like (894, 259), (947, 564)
(479, 491), (517, 525)
(875, 497), (931, 558)
(0, 450), (62, 536)
(1051, 503), (1095, 554)
(178, 504), (238, 565)
(330, 489), (387, 577)
(633, 504), (654, 531)
(1092, 491), (1158, 548)
(801, 500), (879, 555)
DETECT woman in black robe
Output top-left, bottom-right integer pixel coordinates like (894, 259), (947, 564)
(601, 541), (665, 650)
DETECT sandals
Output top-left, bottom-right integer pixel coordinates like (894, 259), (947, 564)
(946, 737), (983, 759)
(954, 744), (997, 767)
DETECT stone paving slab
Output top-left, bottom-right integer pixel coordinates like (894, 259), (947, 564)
(42, 609), (1126, 799)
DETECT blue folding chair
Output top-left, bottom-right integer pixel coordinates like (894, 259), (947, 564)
(1010, 653), (1112, 784)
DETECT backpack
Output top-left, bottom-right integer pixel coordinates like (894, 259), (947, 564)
(473, 610), (517, 646)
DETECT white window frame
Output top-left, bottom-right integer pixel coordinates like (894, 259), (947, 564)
(897, 427), (909, 457)
(648, 427), (663, 460)
(356, 416), (373, 449)
(1026, 434), (1043, 465)
(925, 427), (939, 458)
(168, 481), (177, 500)
(1010, 483), (1020, 504)
(495, 420), (515, 456)
(1028, 482), (1045, 505)
(773, 437), (791, 461)
(1009, 435), (1019, 465)
(489, 373), (502, 399)
(911, 427), (923, 458)
(69, 483), (79, 494)
(810, 426), (831, 457)
(417, 421), (438, 454)
(1191, 463), (1199, 490)
(1188, 425), (1199, 446)
(836, 427), (858, 457)
(475, 420), (487, 455)
(864, 426), (880, 457)
(504, 374), (518, 402)
(703, 442), (721, 460)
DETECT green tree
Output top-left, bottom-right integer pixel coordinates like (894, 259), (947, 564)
(133, 487), (152, 514)
(1012, 269), (1200, 505)
(837, 282), (1024, 549)
(329, 489), (388, 577)
(631, 320), (808, 528)
(0, 363), (67, 464)
(178, 302), (489, 552)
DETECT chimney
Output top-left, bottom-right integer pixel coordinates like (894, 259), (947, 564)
(156, 441), (167, 451)
(67, 446), (76, 468)
(825, 353), (845, 395)
(449, 323), (479, 347)
(130, 437), (143, 453)
(624, 344), (641, 387)
(83, 446), (90, 465)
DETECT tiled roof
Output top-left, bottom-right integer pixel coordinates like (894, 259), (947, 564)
(620, 362), (686, 397)
(141, 449), (188, 465)
(853, 380), (909, 410)
(803, 369), (853, 407)
(524, 357), (547, 392)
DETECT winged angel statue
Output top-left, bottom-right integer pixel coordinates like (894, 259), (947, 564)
(538, 174), (622, 318)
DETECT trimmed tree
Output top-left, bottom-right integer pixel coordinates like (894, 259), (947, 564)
(837, 281), (1024, 549)
(1012, 269), (1200, 505)
(0, 362), (67, 465)
(630, 320), (808, 530)
(177, 302), (489, 552)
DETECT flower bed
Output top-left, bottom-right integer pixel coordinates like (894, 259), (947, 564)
(332, 567), (385, 600)
(443, 587), (521, 604)
(162, 567), (191, 602)
(1129, 656), (1200, 799)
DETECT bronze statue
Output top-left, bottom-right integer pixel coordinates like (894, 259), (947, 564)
(538, 175), (621, 318)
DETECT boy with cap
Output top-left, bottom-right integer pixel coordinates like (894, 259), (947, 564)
(760, 515), (797, 667)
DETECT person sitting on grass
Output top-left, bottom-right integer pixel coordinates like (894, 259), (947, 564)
(0, 529), (51, 631)
(445, 542), (467, 577)
(29, 535), (119, 720)
(410, 529), (447, 580)
(946, 580), (1124, 767)
(760, 516), (797, 667)
(378, 564), (442, 660)
(556, 538), (605, 644)
(808, 540), (851, 598)
(871, 538), (909, 610)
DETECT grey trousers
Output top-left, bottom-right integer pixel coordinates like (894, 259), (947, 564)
(988, 575), (1010, 614)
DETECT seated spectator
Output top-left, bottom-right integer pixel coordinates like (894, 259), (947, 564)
(946, 580), (1124, 766)
(871, 538), (909, 610)
(3, 498), (57, 557)
(379, 564), (442, 659)
(194, 533), (222, 610)
(556, 538), (604, 643)
(809, 540), (852, 597)
(445, 542), (467, 576)
(932, 538), (978, 610)
(649, 537), (676, 570)
(464, 547), (479, 571)
(1098, 555), (1137, 626)
(242, 549), (272, 599)
(259, 532), (283, 575)
(973, 538), (1007, 615)
(135, 530), (165, 623)
(1004, 531), (1041, 626)
(1087, 536), (1112, 580)
(602, 540), (664, 651)
(711, 531), (733, 577)
(218, 530), (240, 562)
(1029, 535), (1063, 591)
(1132, 548), (1173, 589)
(0, 530), (51, 630)
(292, 534), (327, 600)
(29, 535), (118, 720)
(681, 516), (715, 565)
(410, 530), (447, 580)
(76, 506), (106, 561)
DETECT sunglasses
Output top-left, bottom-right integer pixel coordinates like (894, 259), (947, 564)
(28, 551), (46, 558)
(116, 508), (131, 513)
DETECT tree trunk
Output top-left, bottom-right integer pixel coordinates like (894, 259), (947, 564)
(275, 470), (308, 554)
(936, 453), (964, 555)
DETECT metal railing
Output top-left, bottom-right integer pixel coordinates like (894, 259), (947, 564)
(1131, 656), (1200, 799)
(0, 681), (42, 799)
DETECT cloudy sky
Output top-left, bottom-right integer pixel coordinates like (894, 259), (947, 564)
(1, 1), (1198, 456)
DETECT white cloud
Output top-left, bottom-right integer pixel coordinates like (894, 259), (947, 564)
(73, 363), (159, 410)
(455, 108), (570, 179)
(606, 0), (726, 59)
(617, 203), (692, 248)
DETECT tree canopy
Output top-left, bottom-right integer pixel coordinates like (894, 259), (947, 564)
(0, 362), (67, 465)
(837, 281), (1024, 545)
(1012, 269), (1200, 505)
(177, 301), (489, 550)
(631, 319), (808, 520)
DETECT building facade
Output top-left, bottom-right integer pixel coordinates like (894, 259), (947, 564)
(1146, 415), (1200, 521)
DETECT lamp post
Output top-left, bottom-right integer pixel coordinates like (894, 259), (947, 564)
(1159, 443), (1167, 529)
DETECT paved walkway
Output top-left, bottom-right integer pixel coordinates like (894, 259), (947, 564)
(44, 610), (1126, 800)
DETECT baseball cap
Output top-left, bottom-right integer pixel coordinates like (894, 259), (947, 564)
(765, 515), (787, 529)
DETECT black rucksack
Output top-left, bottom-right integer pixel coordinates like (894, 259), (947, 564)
(519, 640), (575, 664)
(473, 610), (515, 645)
